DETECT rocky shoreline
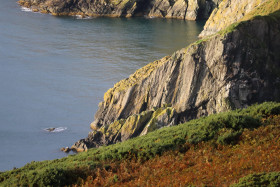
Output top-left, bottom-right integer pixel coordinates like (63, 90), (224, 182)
(18, 0), (222, 20)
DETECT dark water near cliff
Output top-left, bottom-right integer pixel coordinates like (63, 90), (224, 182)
(0, 0), (204, 171)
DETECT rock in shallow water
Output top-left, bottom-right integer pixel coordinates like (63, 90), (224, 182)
(60, 147), (71, 153)
(45, 128), (55, 132)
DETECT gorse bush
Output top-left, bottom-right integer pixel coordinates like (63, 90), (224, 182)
(216, 129), (242, 145)
(237, 102), (280, 118)
(231, 172), (280, 187)
(0, 102), (280, 186)
(185, 113), (261, 144)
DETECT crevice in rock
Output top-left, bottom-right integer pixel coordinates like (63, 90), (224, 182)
(133, 0), (152, 16)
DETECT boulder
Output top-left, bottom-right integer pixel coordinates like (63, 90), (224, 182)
(60, 147), (71, 153)
(45, 127), (55, 132)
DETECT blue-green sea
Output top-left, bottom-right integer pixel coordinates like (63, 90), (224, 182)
(0, 0), (204, 171)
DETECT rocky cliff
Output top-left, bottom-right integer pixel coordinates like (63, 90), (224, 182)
(18, 0), (221, 20)
(71, 1), (280, 151)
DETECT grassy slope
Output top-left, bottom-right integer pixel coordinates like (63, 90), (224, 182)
(195, 0), (280, 45)
(219, 0), (280, 36)
(1, 102), (280, 186)
(1, 1), (280, 186)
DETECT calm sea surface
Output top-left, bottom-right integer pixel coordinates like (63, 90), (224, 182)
(0, 0), (204, 171)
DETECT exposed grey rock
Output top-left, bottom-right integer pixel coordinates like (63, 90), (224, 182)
(165, 0), (188, 19)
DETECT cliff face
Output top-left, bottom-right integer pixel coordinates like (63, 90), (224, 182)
(18, 0), (221, 20)
(71, 8), (280, 151)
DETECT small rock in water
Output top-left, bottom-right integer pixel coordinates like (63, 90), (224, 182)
(61, 147), (71, 153)
(46, 127), (55, 132)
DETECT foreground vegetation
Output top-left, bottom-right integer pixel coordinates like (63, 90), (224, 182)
(0, 102), (280, 186)
(85, 114), (280, 186)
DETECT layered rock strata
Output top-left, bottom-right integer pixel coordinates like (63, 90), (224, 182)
(18, 0), (221, 20)
(72, 10), (280, 151)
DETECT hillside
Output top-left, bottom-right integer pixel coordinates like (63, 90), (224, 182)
(81, 112), (280, 186)
(1, 102), (280, 186)
(3, 0), (280, 186)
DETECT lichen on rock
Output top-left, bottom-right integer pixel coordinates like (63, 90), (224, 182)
(71, 106), (177, 151)
(140, 107), (177, 135)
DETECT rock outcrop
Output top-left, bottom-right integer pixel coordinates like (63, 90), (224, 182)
(72, 2), (280, 151)
(72, 106), (177, 151)
(18, 0), (221, 20)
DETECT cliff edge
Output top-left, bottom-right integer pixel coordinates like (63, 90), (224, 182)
(71, 0), (280, 152)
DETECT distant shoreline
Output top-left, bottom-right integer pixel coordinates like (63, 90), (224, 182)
(17, 0), (220, 21)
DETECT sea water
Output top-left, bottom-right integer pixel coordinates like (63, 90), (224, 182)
(0, 0), (204, 171)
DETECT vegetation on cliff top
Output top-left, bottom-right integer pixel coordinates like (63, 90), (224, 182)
(1, 102), (280, 186)
(219, 0), (280, 36)
(199, 0), (280, 37)
(193, 0), (280, 46)
(242, 0), (280, 20)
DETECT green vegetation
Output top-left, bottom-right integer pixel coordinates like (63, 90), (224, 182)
(187, 0), (280, 54)
(141, 106), (176, 134)
(0, 102), (280, 186)
(89, 115), (280, 186)
(241, 0), (280, 21)
(232, 172), (280, 187)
